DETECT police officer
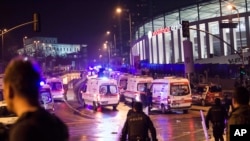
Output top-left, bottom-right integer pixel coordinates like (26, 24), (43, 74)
(120, 102), (158, 141)
(226, 86), (250, 141)
(205, 98), (228, 141)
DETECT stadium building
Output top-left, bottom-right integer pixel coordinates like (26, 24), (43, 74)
(131, 0), (250, 66)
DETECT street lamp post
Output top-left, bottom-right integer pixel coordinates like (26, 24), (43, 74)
(104, 42), (111, 68)
(106, 31), (116, 57)
(116, 7), (133, 66)
(228, 5), (243, 61)
(33, 40), (40, 57)
(228, 4), (244, 86)
(1, 29), (7, 62)
(23, 36), (27, 55)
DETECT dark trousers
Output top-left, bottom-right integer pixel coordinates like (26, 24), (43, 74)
(213, 126), (224, 141)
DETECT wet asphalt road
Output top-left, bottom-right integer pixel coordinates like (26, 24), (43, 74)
(53, 100), (210, 141)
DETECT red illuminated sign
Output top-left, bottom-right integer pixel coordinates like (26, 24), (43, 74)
(151, 24), (182, 37)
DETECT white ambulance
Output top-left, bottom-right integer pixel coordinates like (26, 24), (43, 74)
(46, 77), (67, 100)
(150, 76), (192, 114)
(81, 77), (120, 111)
(123, 75), (153, 104)
(114, 73), (131, 94)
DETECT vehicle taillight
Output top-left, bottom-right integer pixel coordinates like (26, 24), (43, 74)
(167, 96), (171, 104)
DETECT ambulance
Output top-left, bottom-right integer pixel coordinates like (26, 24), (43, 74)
(46, 77), (67, 100)
(39, 84), (54, 112)
(150, 76), (192, 114)
(123, 75), (153, 104)
(81, 77), (120, 111)
(114, 73), (131, 94)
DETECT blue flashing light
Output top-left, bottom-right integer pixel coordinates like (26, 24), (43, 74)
(40, 81), (45, 86)
(108, 68), (112, 72)
(100, 77), (108, 80)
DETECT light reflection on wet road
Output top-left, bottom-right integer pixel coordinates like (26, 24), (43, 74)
(54, 101), (207, 141)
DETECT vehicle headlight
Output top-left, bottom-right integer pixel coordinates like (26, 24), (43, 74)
(135, 94), (140, 102)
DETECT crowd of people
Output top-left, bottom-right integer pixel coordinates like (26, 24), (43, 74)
(0, 56), (250, 141)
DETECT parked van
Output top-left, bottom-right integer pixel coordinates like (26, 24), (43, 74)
(191, 83), (223, 106)
(150, 77), (192, 114)
(123, 75), (153, 104)
(46, 77), (67, 100)
(81, 77), (120, 111)
(113, 73), (131, 97)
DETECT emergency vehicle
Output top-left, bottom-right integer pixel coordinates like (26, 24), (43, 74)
(113, 73), (130, 94)
(81, 77), (120, 111)
(123, 75), (153, 104)
(39, 84), (54, 112)
(191, 83), (223, 106)
(150, 77), (192, 114)
(46, 77), (67, 100)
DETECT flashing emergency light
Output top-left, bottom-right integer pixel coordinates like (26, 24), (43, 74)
(100, 77), (108, 80)
(40, 81), (45, 86)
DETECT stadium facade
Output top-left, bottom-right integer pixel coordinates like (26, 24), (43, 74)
(131, 0), (250, 65)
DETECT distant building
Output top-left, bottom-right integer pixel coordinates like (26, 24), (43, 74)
(17, 37), (88, 70)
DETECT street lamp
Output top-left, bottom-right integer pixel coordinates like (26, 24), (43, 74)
(106, 31), (116, 57)
(1, 29), (7, 62)
(23, 36), (27, 55)
(227, 4), (243, 63)
(116, 7), (133, 66)
(33, 40), (40, 57)
(34, 40), (40, 48)
(104, 41), (111, 68)
(227, 4), (245, 86)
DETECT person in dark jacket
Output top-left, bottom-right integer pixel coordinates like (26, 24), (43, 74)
(127, 101), (135, 117)
(226, 86), (250, 141)
(206, 98), (228, 141)
(2, 56), (69, 141)
(120, 102), (158, 141)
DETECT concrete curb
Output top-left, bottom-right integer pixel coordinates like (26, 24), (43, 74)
(189, 105), (210, 112)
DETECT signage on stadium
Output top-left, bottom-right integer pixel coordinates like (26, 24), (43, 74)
(148, 24), (182, 38)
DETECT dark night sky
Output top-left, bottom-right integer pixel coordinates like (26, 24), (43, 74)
(0, 0), (206, 60)
(0, 0), (120, 59)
